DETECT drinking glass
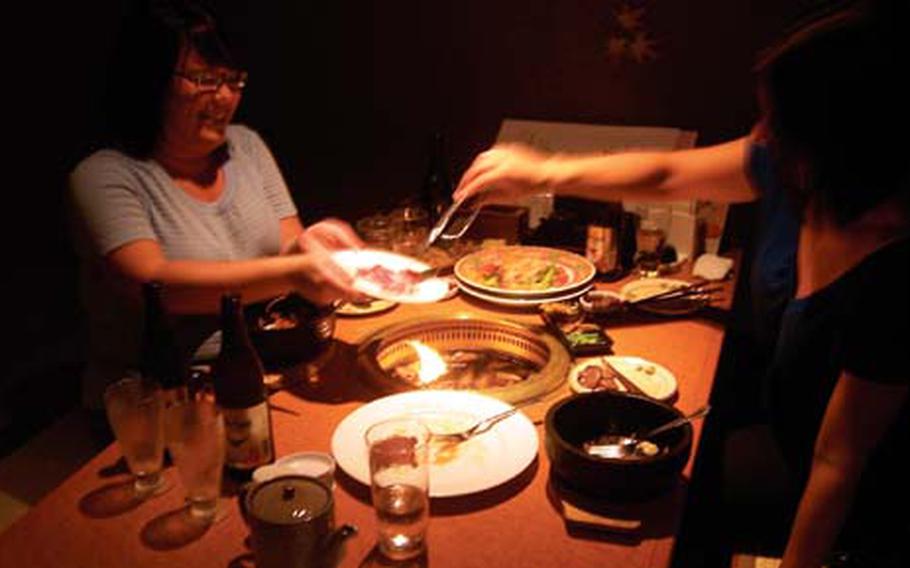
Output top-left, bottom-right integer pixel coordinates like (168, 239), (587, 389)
(165, 392), (226, 523)
(356, 214), (395, 250)
(103, 377), (166, 497)
(365, 418), (430, 561)
(389, 206), (429, 256)
(635, 220), (666, 278)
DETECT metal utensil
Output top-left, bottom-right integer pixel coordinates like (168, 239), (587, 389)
(425, 194), (483, 247)
(585, 404), (711, 459)
(413, 263), (455, 282)
(626, 281), (722, 307)
(430, 397), (542, 443)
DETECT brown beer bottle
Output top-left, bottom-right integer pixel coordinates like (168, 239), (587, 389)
(139, 281), (188, 406)
(213, 293), (275, 480)
(420, 131), (453, 224)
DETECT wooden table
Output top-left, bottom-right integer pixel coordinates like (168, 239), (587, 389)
(0, 272), (733, 568)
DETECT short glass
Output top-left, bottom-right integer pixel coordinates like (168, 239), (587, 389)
(635, 221), (665, 278)
(389, 206), (429, 256)
(103, 377), (166, 497)
(356, 214), (395, 250)
(165, 392), (226, 523)
(365, 418), (430, 561)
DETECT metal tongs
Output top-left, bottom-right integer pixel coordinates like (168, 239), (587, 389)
(426, 194), (483, 248)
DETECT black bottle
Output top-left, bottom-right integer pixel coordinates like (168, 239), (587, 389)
(213, 293), (275, 479)
(420, 131), (454, 224)
(139, 281), (188, 405)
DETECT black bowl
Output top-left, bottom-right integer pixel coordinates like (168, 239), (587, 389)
(545, 391), (692, 501)
(245, 294), (336, 369)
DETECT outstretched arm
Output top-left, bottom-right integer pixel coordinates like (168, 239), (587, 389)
(454, 136), (757, 205)
(106, 233), (357, 314)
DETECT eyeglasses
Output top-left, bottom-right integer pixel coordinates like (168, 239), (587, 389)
(174, 70), (248, 93)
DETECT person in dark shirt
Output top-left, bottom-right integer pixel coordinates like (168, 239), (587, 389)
(453, 2), (908, 565)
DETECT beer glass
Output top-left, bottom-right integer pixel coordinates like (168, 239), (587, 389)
(165, 392), (226, 523)
(103, 376), (166, 497)
(366, 418), (430, 560)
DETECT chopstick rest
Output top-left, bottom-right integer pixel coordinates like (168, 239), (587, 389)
(561, 499), (642, 534)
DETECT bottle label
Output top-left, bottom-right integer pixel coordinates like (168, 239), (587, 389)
(586, 225), (617, 273)
(223, 404), (273, 469)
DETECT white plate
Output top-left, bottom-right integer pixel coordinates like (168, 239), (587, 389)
(454, 246), (596, 297)
(458, 281), (593, 308)
(336, 298), (398, 316)
(331, 249), (450, 303)
(568, 355), (678, 401)
(331, 390), (539, 497)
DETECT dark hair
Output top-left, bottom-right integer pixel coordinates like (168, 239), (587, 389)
(756, 0), (909, 225)
(105, 0), (241, 158)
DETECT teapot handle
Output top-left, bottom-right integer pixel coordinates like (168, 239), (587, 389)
(319, 523), (358, 568)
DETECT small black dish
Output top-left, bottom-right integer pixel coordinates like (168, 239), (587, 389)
(245, 294), (336, 370)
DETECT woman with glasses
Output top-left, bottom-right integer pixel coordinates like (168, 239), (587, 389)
(70, 0), (361, 409)
(455, 2), (908, 566)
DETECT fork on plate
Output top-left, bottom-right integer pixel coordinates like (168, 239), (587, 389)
(429, 397), (542, 443)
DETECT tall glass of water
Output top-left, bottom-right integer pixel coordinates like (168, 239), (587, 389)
(165, 391), (225, 523)
(365, 418), (430, 560)
(103, 376), (166, 497)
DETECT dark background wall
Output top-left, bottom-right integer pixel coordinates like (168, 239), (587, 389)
(4, 0), (821, 433)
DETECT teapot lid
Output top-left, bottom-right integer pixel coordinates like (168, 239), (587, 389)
(247, 475), (331, 525)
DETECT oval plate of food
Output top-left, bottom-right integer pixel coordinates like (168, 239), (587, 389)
(455, 246), (596, 297)
(568, 355), (678, 401)
(332, 249), (450, 303)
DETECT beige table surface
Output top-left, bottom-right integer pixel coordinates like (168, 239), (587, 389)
(0, 269), (734, 568)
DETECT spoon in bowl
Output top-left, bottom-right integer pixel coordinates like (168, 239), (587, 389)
(585, 404), (711, 459)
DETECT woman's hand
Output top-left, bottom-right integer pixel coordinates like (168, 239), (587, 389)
(453, 143), (553, 204)
(289, 231), (360, 305)
(299, 218), (363, 251)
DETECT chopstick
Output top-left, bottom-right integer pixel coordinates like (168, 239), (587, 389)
(627, 283), (723, 306)
(600, 357), (648, 396)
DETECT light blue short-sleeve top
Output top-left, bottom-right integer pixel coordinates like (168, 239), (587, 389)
(70, 125), (297, 407)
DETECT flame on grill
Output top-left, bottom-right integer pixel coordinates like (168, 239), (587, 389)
(408, 340), (447, 384)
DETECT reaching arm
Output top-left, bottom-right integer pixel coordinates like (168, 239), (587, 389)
(454, 137), (757, 205)
(107, 235), (357, 314)
(780, 371), (909, 568)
